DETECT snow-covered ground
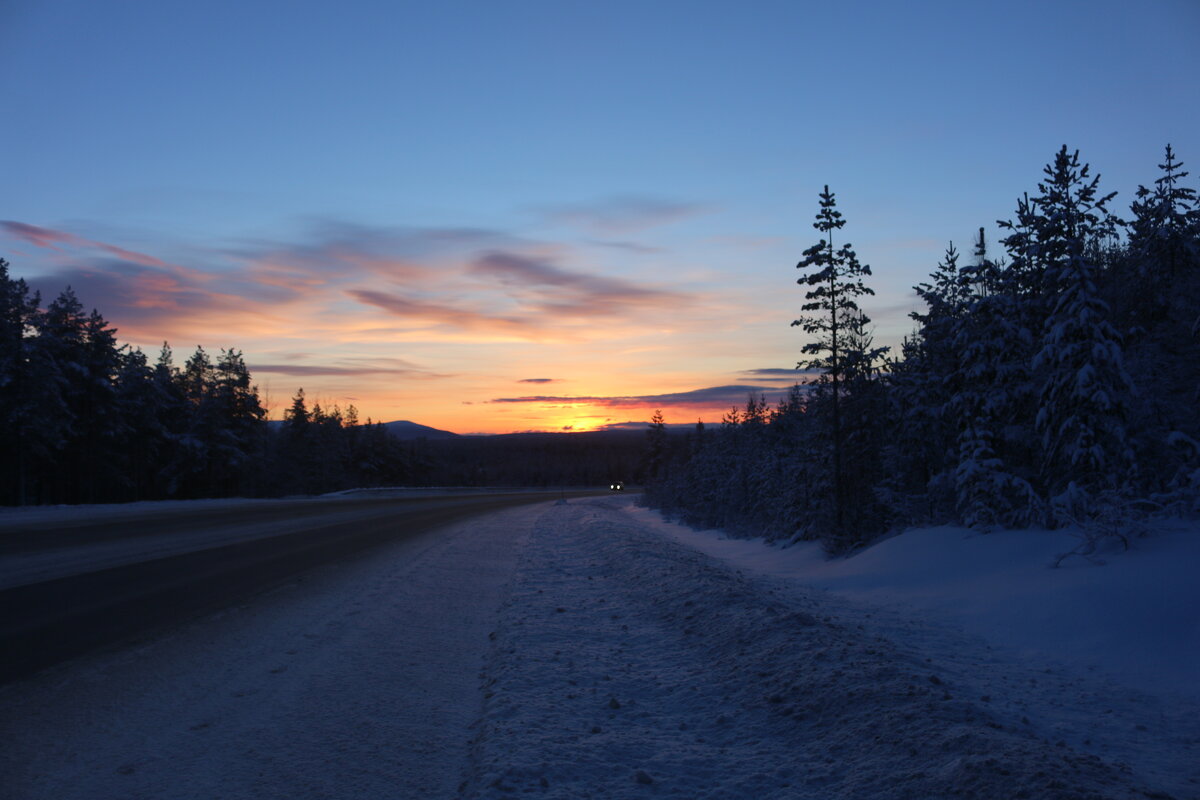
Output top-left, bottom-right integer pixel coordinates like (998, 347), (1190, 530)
(625, 505), (1200, 697)
(2, 495), (1195, 799)
(466, 497), (1198, 799)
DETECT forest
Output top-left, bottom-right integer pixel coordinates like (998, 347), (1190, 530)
(3, 144), (1198, 555)
(0, 274), (648, 505)
(643, 145), (1200, 551)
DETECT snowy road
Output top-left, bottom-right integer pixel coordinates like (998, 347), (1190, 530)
(0, 500), (543, 799)
(0, 491), (592, 681)
(1, 497), (1193, 799)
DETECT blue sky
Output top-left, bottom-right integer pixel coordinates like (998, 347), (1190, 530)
(2, 0), (1197, 432)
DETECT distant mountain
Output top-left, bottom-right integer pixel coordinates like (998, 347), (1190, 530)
(382, 420), (460, 441)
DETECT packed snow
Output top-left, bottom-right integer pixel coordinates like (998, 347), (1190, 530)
(2, 495), (1195, 798)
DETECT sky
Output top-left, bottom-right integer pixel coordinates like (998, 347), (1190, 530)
(2, 0), (1197, 434)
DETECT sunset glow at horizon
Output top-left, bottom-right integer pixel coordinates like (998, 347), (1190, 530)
(3, 0), (1196, 434)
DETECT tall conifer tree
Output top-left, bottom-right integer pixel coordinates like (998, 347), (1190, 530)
(1025, 147), (1133, 507)
(793, 186), (882, 541)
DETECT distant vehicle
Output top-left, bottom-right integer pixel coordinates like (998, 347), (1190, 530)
(609, 481), (624, 491)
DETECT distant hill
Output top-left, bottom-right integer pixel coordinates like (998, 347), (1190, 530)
(472, 428), (643, 443)
(265, 418), (458, 440)
(382, 420), (460, 441)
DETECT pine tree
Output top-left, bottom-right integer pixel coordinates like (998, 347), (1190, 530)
(1119, 146), (1200, 497)
(793, 186), (883, 543)
(34, 288), (124, 502)
(151, 342), (191, 497)
(285, 387), (310, 432)
(211, 349), (267, 494)
(643, 409), (668, 491)
(115, 348), (167, 499)
(0, 259), (66, 504)
(1129, 144), (1199, 286)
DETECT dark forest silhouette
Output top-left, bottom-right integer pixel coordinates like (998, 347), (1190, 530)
(643, 145), (1200, 552)
(0, 273), (647, 504)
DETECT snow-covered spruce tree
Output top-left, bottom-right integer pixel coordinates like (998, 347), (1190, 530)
(1023, 146), (1134, 518)
(1121, 145), (1200, 501)
(950, 229), (1040, 529)
(764, 384), (817, 539)
(885, 242), (972, 520)
(838, 307), (890, 536)
(730, 394), (773, 531)
(793, 186), (888, 548)
(1128, 144), (1200, 293)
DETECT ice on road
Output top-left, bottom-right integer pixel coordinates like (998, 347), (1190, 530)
(2, 496), (1193, 799)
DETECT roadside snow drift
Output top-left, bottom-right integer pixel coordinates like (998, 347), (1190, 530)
(465, 498), (1196, 799)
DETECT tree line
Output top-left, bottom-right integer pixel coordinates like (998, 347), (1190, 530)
(644, 145), (1200, 552)
(0, 265), (648, 505)
(0, 268), (424, 505)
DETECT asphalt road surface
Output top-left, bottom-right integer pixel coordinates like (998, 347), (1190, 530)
(0, 490), (601, 683)
(1, 498), (564, 799)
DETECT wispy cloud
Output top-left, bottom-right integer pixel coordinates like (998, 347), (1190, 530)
(737, 367), (819, 383)
(586, 239), (663, 254)
(4, 218), (696, 344)
(470, 250), (688, 318)
(519, 378), (557, 384)
(2, 220), (168, 268)
(4, 221), (307, 339)
(346, 289), (533, 335)
(540, 196), (710, 234)
(248, 357), (449, 378)
(226, 221), (514, 286)
(488, 384), (792, 409)
(23, 259), (265, 340)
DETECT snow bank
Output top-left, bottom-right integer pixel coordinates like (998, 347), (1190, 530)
(466, 498), (1192, 798)
(629, 507), (1200, 698)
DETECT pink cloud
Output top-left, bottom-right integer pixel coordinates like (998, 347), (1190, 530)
(347, 288), (535, 336)
(2, 220), (168, 268)
(469, 250), (689, 318)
